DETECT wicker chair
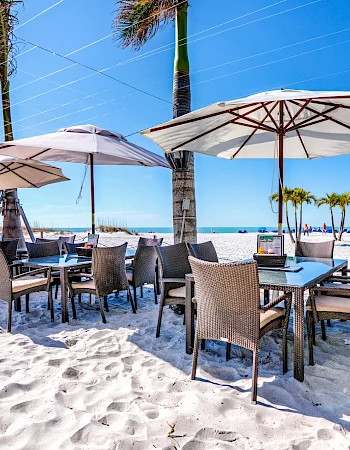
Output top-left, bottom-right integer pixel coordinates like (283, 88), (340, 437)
(295, 240), (334, 258)
(0, 250), (52, 332)
(64, 242), (85, 254)
(187, 241), (218, 262)
(188, 256), (292, 404)
(0, 239), (21, 275)
(138, 237), (163, 247)
(126, 245), (158, 309)
(307, 284), (350, 365)
(67, 244), (136, 323)
(27, 241), (60, 258)
(155, 243), (191, 337)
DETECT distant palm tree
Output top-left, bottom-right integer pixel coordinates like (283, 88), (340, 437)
(0, 0), (24, 245)
(113, 0), (197, 243)
(271, 187), (295, 243)
(316, 193), (339, 240)
(337, 192), (350, 241)
(293, 188), (316, 241)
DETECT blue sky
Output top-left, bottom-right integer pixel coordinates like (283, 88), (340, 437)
(3, 0), (350, 229)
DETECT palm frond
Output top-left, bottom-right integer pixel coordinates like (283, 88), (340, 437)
(113, 0), (182, 50)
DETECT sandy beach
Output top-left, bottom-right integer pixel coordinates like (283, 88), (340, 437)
(1, 232), (350, 449)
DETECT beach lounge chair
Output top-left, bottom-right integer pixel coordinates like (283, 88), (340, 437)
(67, 244), (136, 323)
(155, 243), (191, 337)
(187, 241), (218, 262)
(188, 257), (292, 404)
(126, 245), (158, 309)
(0, 249), (52, 332)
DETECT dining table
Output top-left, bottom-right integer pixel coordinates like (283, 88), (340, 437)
(22, 249), (136, 323)
(185, 256), (348, 382)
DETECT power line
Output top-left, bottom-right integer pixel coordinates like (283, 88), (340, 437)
(14, 0), (65, 31)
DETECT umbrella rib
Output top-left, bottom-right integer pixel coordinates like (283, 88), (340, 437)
(309, 99), (350, 110)
(288, 101), (349, 131)
(0, 162), (38, 188)
(25, 148), (52, 160)
(1, 161), (61, 178)
(284, 103), (309, 159)
(230, 103), (278, 159)
(286, 103), (341, 132)
(169, 103), (267, 152)
(260, 102), (279, 130)
(283, 99), (312, 130)
(149, 102), (266, 133)
(228, 110), (276, 133)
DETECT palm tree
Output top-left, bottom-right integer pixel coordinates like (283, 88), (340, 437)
(270, 187), (295, 243)
(316, 193), (339, 240)
(293, 188), (316, 241)
(0, 0), (24, 246)
(113, 0), (197, 243)
(337, 192), (350, 241)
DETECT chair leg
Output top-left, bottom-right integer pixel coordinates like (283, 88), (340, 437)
(153, 283), (158, 304)
(127, 287), (136, 314)
(7, 301), (12, 333)
(103, 296), (109, 312)
(191, 336), (200, 380)
(327, 319), (331, 327)
(55, 284), (59, 300)
(321, 320), (327, 341)
(156, 297), (165, 337)
(71, 296), (77, 320)
(226, 343), (231, 361)
(251, 348), (259, 405)
(312, 321), (316, 345)
(97, 297), (106, 324)
(15, 297), (21, 312)
(133, 285), (138, 311)
(306, 312), (314, 366)
(282, 325), (288, 374)
(25, 294), (30, 314)
(49, 290), (54, 322)
(140, 285), (143, 298)
(201, 339), (206, 351)
(78, 294), (82, 304)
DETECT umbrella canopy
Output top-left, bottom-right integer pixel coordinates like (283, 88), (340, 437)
(0, 124), (170, 232)
(0, 156), (69, 189)
(142, 89), (350, 233)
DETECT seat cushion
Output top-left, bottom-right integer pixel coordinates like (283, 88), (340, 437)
(71, 279), (95, 291)
(12, 276), (48, 293)
(306, 295), (350, 313)
(260, 307), (285, 328)
(322, 283), (350, 291)
(167, 286), (186, 298)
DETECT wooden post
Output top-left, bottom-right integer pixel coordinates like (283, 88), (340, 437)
(278, 101), (284, 235)
(90, 153), (95, 234)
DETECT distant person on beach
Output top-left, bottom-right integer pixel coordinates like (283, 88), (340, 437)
(304, 224), (309, 236)
(323, 223), (327, 235)
(309, 225), (313, 233)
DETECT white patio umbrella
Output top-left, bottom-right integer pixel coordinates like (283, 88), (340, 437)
(0, 156), (69, 189)
(0, 124), (170, 233)
(142, 89), (350, 234)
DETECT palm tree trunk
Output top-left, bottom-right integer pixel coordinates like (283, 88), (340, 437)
(294, 206), (298, 242)
(285, 202), (294, 243)
(168, 2), (197, 244)
(298, 203), (303, 241)
(0, 7), (24, 247)
(330, 207), (337, 240)
(339, 209), (345, 241)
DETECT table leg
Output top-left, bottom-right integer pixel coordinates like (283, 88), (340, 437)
(263, 289), (269, 305)
(60, 267), (69, 323)
(294, 288), (305, 381)
(185, 277), (195, 355)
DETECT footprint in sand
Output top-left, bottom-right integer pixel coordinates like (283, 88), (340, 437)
(317, 428), (335, 440)
(48, 358), (66, 367)
(10, 398), (41, 414)
(107, 401), (131, 412)
(62, 367), (81, 380)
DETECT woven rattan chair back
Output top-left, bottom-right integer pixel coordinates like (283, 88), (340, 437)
(189, 257), (260, 350)
(64, 242), (85, 254)
(0, 239), (18, 265)
(92, 244), (129, 298)
(59, 235), (76, 244)
(133, 245), (158, 286)
(156, 243), (191, 279)
(35, 237), (65, 253)
(295, 240), (334, 258)
(187, 241), (218, 262)
(0, 250), (11, 303)
(26, 241), (60, 258)
(138, 237), (163, 247)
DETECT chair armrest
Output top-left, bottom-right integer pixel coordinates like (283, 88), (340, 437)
(260, 292), (292, 312)
(12, 267), (50, 279)
(311, 285), (350, 296)
(160, 277), (186, 284)
(324, 276), (350, 283)
(71, 272), (93, 278)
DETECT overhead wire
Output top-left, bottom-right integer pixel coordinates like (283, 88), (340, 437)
(14, 0), (65, 31)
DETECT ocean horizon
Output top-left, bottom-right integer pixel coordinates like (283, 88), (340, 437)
(50, 226), (342, 234)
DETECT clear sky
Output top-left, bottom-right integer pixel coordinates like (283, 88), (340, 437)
(2, 0), (350, 229)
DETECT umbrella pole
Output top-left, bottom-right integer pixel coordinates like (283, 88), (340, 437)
(278, 101), (284, 236)
(90, 153), (95, 234)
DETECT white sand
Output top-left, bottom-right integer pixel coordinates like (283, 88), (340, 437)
(1, 232), (350, 449)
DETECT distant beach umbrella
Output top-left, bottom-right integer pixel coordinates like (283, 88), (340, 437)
(0, 124), (170, 233)
(142, 89), (350, 234)
(0, 156), (69, 189)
